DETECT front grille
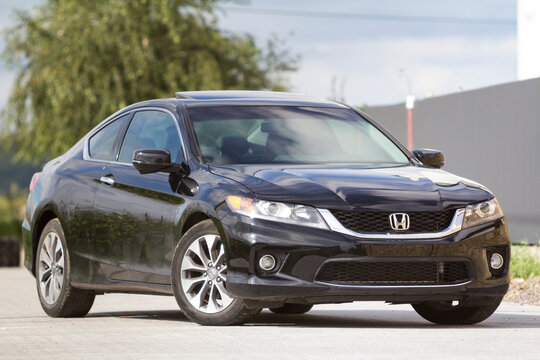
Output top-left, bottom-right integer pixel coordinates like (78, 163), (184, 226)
(316, 261), (470, 285)
(330, 209), (455, 234)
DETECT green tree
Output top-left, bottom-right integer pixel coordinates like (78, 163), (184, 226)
(1, 0), (297, 162)
(0, 184), (27, 238)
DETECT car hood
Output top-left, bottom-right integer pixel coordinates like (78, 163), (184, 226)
(209, 164), (493, 211)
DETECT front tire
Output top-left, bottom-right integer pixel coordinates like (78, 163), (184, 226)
(171, 220), (261, 326)
(412, 296), (504, 325)
(36, 219), (95, 317)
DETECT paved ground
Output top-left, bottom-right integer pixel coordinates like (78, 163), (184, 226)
(1, 268), (539, 359)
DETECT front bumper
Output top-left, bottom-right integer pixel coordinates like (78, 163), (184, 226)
(219, 213), (511, 305)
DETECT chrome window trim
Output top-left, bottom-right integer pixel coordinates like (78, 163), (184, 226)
(318, 208), (465, 240)
(83, 107), (188, 166)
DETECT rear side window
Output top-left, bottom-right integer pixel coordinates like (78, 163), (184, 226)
(88, 114), (130, 161)
(117, 110), (182, 164)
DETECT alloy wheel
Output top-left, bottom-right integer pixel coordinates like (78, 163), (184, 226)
(180, 234), (233, 313)
(38, 231), (65, 305)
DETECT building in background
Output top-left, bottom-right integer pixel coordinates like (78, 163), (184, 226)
(365, 77), (540, 244)
(518, 0), (540, 80)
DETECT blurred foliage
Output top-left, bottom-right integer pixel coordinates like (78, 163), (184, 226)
(0, 184), (27, 239)
(1, 0), (298, 162)
(0, 152), (41, 192)
(510, 244), (540, 279)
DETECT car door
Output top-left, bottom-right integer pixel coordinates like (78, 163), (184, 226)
(92, 109), (185, 285)
(73, 113), (131, 283)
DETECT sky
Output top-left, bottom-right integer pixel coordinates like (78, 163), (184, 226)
(0, 0), (517, 108)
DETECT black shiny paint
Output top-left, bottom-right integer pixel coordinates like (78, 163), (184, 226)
(413, 148), (445, 169)
(209, 164), (493, 211)
(221, 213), (510, 302)
(22, 92), (510, 304)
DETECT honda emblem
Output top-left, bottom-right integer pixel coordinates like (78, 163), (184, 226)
(389, 213), (410, 231)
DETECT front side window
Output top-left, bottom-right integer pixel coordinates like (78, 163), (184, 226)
(88, 114), (130, 161)
(118, 110), (182, 164)
(188, 106), (409, 166)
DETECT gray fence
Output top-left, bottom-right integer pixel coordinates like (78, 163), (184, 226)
(365, 78), (540, 244)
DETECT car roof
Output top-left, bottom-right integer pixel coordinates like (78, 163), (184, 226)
(174, 90), (347, 108)
(88, 91), (350, 144)
(115, 91), (348, 117)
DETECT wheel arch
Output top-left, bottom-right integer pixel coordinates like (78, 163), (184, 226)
(181, 212), (211, 236)
(177, 208), (230, 255)
(31, 208), (60, 275)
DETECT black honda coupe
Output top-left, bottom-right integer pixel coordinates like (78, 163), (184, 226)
(22, 91), (510, 325)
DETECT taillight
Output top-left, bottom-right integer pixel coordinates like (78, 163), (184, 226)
(29, 172), (41, 192)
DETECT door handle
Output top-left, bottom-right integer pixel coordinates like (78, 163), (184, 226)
(100, 176), (115, 186)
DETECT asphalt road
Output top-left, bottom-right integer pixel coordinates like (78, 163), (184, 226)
(1, 267), (539, 359)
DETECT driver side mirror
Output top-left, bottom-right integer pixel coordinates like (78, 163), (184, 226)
(132, 149), (189, 176)
(412, 148), (445, 169)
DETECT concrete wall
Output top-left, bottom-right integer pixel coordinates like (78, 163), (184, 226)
(365, 78), (540, 244)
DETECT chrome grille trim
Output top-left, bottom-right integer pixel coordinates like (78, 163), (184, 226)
(318, 208), (465, 239)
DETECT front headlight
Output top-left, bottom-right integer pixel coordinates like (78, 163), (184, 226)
(226, 195), (329, 229)
(462, 198), (504, 229)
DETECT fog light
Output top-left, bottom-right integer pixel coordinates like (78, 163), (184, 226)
(490, 253), (504, 270)
(259, 254), (276, 271)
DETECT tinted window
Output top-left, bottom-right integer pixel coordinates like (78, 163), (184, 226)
(188, 106), (409, 165)
(118, 110), (182, 164)
(89, 114), (130, 161)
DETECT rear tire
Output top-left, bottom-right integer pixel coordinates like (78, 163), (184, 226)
(171, 220), (261, 326)
(269, 304), (313, 314)
(36, 219), (95, 317)
(412, 296), (504, 325)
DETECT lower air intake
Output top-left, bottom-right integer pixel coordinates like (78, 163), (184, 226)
(316, 261), (470, 286)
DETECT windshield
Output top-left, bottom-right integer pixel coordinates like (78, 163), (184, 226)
(187, 106), (409, 165)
